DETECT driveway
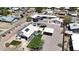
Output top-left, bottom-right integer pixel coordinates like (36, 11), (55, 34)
(41, 24), (63, 51)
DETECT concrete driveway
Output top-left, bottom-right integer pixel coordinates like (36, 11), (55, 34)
(41, 23), (63, 51)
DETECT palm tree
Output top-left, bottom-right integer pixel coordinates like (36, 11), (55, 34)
(62, 15), (71, 51)
(63, 15), (71, 25)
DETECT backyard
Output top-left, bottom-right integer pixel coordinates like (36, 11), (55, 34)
(27, 34), (43, 51)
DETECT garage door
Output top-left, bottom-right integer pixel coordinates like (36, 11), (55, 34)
(21, 35), (27, 40)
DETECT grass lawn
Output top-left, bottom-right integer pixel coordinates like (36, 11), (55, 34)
(10, 40), (21, 46)
(27, 34), (43, 50)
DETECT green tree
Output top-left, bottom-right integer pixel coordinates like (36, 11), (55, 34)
(59, 7), (65, 10)
(77, 9), (79, 13)
(26, 16), (32, 22)
(5, 43), (10, 47)
(69, 7), (77, 11)
(0, 7), (10, 16)
(35, 7), (45, 13)
(62, 15), (71, 51)
(63, 15), (71, 25)
(77, 9), (79, 16)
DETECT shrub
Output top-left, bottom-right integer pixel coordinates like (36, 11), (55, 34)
(10, 40), (21, 47)
(5, 43), (10, 47)
(26, 16), (32, 22)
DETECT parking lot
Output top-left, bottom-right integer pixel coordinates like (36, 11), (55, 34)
(41, 23), (63, 51)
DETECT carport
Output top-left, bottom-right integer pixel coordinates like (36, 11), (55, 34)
(43, 28), (54, 36)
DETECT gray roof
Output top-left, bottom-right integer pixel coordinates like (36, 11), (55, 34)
(0, 15), (19, 22)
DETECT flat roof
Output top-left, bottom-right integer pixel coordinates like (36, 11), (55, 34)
(51, 17), (63, 23)
(21, 24), (39, 38)
(69, 23), (79, 30)
(31, 14), (57, 18)
(71, 14), (77, 16)
(12, 7), (19, 10)
(45, 9), (53, 13)
(71, 34), (79, 50)
(43, 27), (54, 34)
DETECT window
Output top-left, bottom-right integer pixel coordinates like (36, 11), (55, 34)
(25, 28), (29, 32)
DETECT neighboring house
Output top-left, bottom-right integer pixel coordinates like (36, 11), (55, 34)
(31, 14), (57, 22)
(51, 17), (63, 23)
(31, 14), (57, 18)
(43, 9), (53, 15)
(0, 15), (20, 23)
(70, 34), (79, 51)
(11, 7), (19, 11)
(68, 11), (77, 17)
(54, 7), (66, 18)
(58, 11), (66, 18)
(68, 23), (79, 32)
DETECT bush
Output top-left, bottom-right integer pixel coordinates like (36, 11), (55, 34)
(63, 15), (71, 25)
(37, 30), (42, 34)
(5, 43), (10, 47)
(0, 7), (10, 16)
(10, 40), (21, 47)
(58, 43), (62, 48)
(26, 16), (32, 22)
(35, 7), (43, 13)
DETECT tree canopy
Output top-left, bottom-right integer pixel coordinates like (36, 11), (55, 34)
(26, 16), (32, 22)
(35, 7), (46, 13)
(10, 40), (21, 46)
(0, 7), (10, 16)
(63, 15), (72, 25)
(59, 7), (65, 10)
(69, 7), (77, 11)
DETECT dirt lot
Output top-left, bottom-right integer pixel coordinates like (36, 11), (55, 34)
(0, 17), (27, 30)
(0, 22), (12, 29)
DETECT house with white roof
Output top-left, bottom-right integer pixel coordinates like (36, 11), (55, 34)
(31, 14), (57, 22)
(68, 23), (79, 32)
(68, 11), (77, 17)
(44, 9), (53, 15)
(70, 33), (79, 51)
(17, 24), (39, 40)
(0, 15), (20, 23)
(31, 14), (57, 19)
